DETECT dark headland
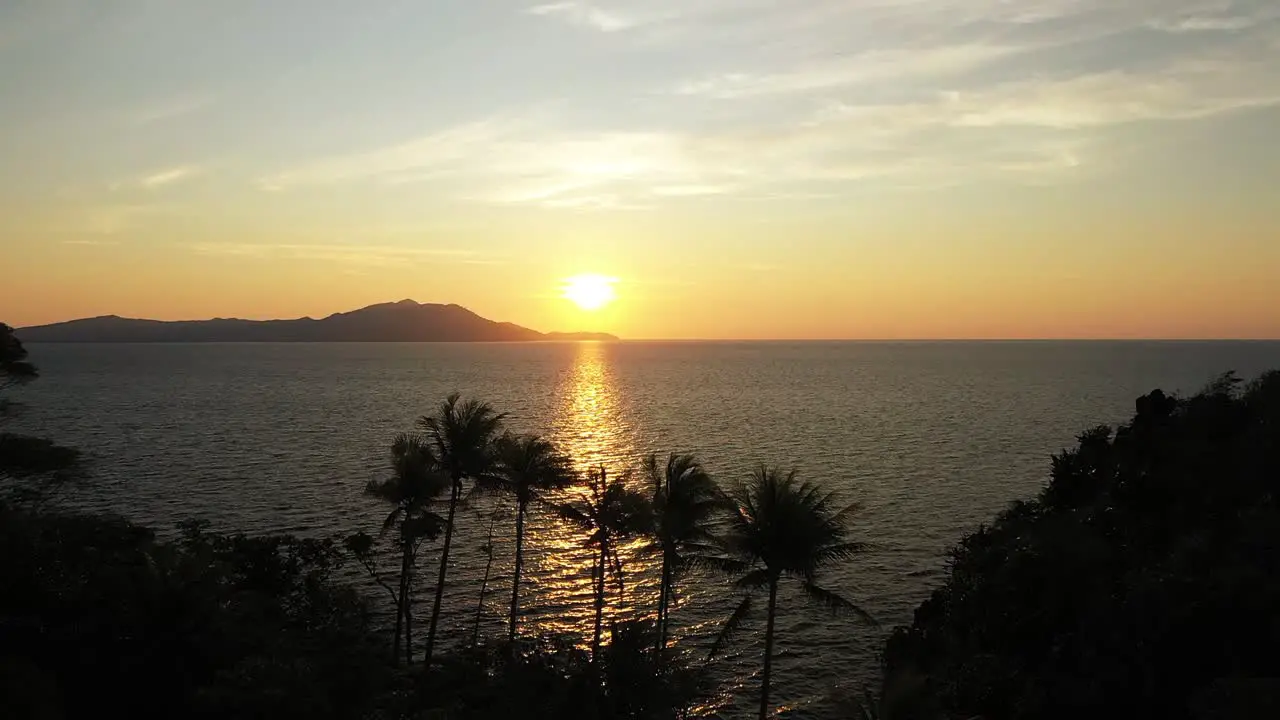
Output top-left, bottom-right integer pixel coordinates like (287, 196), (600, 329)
(17, 300), (619, 343)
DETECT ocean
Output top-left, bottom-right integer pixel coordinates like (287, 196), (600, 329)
(10, 340), (1280, 716)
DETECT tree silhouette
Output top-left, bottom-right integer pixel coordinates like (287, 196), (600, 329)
(418, 394), (506, 667)
(884, 372), (1280, 720)
(482, 433), (577, 643)
(557, 466), (653, 662)
(0, 323), (38, 391)
(644, 452), (724, 652)
(711, 466), (874, 720)
(1, 323), (80, 500)
(363, 433), (448, 664)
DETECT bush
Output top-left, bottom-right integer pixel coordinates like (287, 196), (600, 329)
(883, 372), (1280, 720)
(0, 507), (387, 720)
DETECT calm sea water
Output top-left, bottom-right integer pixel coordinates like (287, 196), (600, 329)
(11, 341), (1280, 716)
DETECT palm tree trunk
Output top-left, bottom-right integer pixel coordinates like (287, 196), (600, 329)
(425, 478), (462, 668)
(655, 552), (671, 653)
(508, 501), (526, 643)
(592, 538), (608, 663)
(404, 560), (414, 665)
(759, 577), (779, 720)
(392, 543), (409, 665)
(473, 506), (500, 647)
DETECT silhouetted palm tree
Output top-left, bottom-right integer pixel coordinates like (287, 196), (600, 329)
(558, 466), (653, 662)
(364, 433), (448, 665)
(645, 453), (724, 652)
(418, 394), (506, 666)
(484, 433), (577, 642)
(710, 466), (875, 720)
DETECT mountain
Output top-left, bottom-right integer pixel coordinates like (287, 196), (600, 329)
(17, 300), (619, 343)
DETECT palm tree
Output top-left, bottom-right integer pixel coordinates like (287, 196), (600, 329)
(711, 466), (875, 720)
(364, 433), (448, 665)
(645, 453), (724, 653)
(558, 466), (653, 662)
(484, 433), (577, 642)
(418, 394), (506, 667)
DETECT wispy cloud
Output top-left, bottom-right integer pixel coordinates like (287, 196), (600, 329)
(1155, 15), (1262, 33)
(673, 43), (1020, 99)
(947, 62), (1280, 128)
(79, 204), (171, 235)
(256, 117), (530, 190)
(261, 0), (1279, 207)
(128, 94), (214, 125)
(140, 165), (203, 189)
(526, 2), (636, 32)
(192, 243), (495, 267)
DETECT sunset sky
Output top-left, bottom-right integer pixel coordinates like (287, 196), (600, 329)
(3, 0), (1278, 339)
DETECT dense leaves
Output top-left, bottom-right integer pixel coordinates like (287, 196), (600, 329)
(884, 373), (1280, 720)
(0, 325), (81, 498)
(0, 323), (38, 388)
(0, 508), (386, 720)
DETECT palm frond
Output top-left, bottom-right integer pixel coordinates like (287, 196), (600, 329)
(801, 581), (878, 626)
(417, 394), (506, 479)
(644, 453), (663, 494)
(687, 554), (752, 576)
(404, 512), (446, 543)
(609, 547), (626, 593)
(381, 507), (404, 536)
(708, 593), (753, 660)
(735, 568), (771, 590)
(832, 500), (863, 523)
(816, 541), (870, 562)
(555, 502), (594, 530)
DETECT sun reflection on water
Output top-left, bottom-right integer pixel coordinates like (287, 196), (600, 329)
(524, 341), (659, 644)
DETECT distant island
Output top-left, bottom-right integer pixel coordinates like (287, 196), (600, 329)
(17, 300), (619, 343)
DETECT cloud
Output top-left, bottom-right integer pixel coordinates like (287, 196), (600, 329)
(673, 43), (1020, 99)
(1156, 15), (1261, 33)
(947, 61), (1280, 128)
(261, 0), (1279, 207)
(258, 43), (1279, 207)
(256, 117), (530, 190)
(129, 94), (214, 125)
(140, 165), (202, 189)
(79, 204), (171, 235)
(192, 243), (494, 267)
(526, 2), (636, 31)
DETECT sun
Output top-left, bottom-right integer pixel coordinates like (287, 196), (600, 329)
(562, 274), (618, 311)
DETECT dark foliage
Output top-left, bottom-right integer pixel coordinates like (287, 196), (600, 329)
(884, 372), (1280, 720)
(382, 622), (707, 720)
(0, 434), (82, 482)
(1, 323), (39, 387)
(0, 324), (81, 497)
(0, 506), (388, 720)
